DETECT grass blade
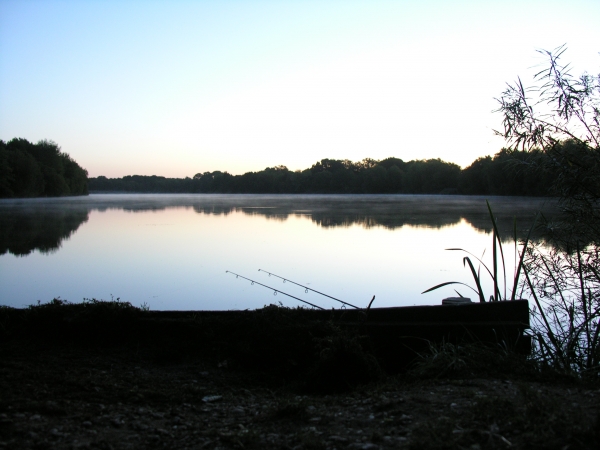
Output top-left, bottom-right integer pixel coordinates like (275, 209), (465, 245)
(524, 267), (567, 368)
(486, 200), (505, 301)
(421, 281), (480, 297)
(511, 212), (539, 301)
(576, 242), (592, 369)
(463, 257), (486, 303)
(446, 248), (494, 281)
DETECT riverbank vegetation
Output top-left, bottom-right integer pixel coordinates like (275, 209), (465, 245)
(438, 46), (600, 379)
(498, 46), (599, 379)
(0, 138), (88, 198)
(506, 52), (600, 378)
(89, 147), (560, 195)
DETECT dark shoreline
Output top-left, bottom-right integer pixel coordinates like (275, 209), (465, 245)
(1, 300), (598, 449)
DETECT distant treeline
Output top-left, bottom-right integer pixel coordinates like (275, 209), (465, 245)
(0, 138), (88, 198)
(90, 148), (558, 196)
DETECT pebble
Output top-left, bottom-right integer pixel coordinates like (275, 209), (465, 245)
(347, 443), (379, 450)
(111, 418), (123, 427)
(328, 435), (348, 442)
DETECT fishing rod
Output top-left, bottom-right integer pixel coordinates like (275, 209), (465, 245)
(258, 269), (360, 309)
(225, 271), (325, 310)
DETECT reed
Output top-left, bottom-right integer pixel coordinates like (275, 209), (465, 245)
(524, 241), (600, 375)
(424, 200), (600, 376)
(422, 200), (536, 303)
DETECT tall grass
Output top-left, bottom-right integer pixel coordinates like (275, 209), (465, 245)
(422, 200), (536, 303)
(524, 242), (600, 375)
(424, 201), (600, 376)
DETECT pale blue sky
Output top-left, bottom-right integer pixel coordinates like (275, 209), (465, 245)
(1, 0), (598, 178)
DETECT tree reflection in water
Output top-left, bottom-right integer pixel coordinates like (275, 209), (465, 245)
(0, 194), (559, 257)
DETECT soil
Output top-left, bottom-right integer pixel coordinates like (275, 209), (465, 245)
(1, 341), (598, 450)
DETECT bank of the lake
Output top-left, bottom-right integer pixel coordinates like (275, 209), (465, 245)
(1, 300), (598, 449)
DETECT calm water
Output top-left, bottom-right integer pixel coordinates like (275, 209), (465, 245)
(0, 194), (557, 310)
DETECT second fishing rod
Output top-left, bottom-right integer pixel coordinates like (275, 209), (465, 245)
(258, 269), (360, 309)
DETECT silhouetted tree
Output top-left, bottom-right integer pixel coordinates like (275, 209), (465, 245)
(495, 44), (600, 244)
(0, 138), (88, 198)
(89, 152), (555, 196)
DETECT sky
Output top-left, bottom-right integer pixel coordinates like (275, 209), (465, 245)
(0, 1), (598, 178)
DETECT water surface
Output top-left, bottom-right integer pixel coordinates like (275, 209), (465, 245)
(0, 194), (556, 310)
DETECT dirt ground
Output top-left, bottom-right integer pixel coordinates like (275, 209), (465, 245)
(1, 340), (598, 450)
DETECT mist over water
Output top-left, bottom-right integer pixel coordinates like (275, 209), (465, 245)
(0, 194), (558, 310)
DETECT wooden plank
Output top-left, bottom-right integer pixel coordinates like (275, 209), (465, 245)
(331, 300), (530, 326)
(149, 300), (530, 327)
(146, 301), (532, 361)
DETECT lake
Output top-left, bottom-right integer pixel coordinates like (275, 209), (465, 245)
(0, 194), (557, 310)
